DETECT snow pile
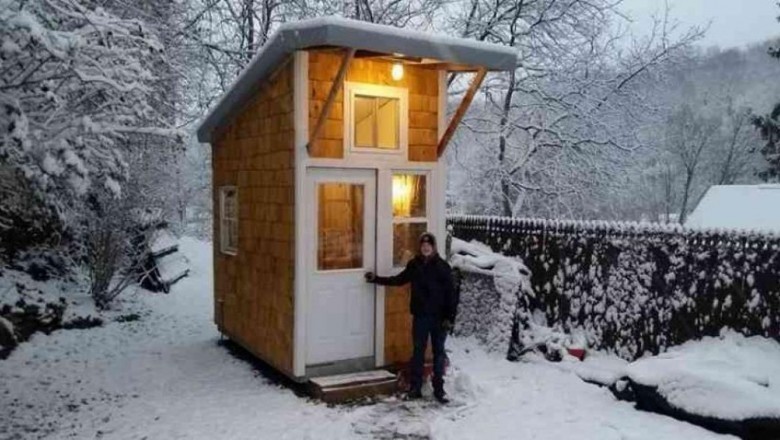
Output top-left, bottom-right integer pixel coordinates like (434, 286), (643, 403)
(450, 238), (533, 353)
(0, 266), (100, 356)
(516, 318), (588, 361)
(561, 350), (629, 386)
(427, 338), (729, 440)
(625, 330), (780, 421)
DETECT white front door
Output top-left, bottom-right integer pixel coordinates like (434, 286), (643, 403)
(306, 168), (376, 366)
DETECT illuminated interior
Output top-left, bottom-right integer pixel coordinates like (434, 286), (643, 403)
(392, 174), (426, 218)
(354, 95), (399, 150)
(317, 183), (364, 271)
(392, 174), (427, 266)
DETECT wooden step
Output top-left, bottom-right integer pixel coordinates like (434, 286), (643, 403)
(310, 370), (398, 403)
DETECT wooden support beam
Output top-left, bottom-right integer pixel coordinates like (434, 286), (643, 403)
(307, 48), (356, 154)
(436, 67), (487, 158)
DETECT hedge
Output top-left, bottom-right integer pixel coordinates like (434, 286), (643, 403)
(448, 215), (780, 360)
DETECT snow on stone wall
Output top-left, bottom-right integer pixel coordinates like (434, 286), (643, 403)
(450, 238), (533, 354)
(448, 215), (780, 361)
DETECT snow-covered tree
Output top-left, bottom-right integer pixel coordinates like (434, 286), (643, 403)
(752, 4), (780, 182)
(0, 0), (179, 219)
(712, 101), (760, 185)
(663, 104), (720, 223)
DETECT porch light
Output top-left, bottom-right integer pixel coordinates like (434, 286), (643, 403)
(391, 62), (404, 81)
(392, 174), (412, 217)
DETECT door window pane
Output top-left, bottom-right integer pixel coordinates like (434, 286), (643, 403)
(353, 94), (399, 150)
(392, 174), (426, 218)
(393, 222), (428, 267)
(317, 183), (364, 270)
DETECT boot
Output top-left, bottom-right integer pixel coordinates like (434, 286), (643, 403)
(431, 376), (449, 403)
(432, 377), (448, 404)
(434, 390), (449, 404)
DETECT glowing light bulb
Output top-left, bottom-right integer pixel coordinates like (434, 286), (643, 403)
(391, 62), (404, 81)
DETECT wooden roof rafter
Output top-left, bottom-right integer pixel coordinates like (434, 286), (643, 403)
(437, 67), (487, 158)
(306, 47), (356, 155)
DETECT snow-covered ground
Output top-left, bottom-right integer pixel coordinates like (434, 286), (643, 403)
(0, 238), (735, 440)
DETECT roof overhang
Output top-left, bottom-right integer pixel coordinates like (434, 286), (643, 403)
(196, 17), (518, 143)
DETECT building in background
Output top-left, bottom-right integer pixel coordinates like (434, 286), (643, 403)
(685, 184), (780, 233)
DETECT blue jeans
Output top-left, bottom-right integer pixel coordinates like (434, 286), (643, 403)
(410, 315), (447, 393)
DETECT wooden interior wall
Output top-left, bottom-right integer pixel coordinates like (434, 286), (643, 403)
(317, 183), (365, 270)
(307, 50), (440, 162)
(212, 59), (296, 376)
(307, 49), (440, 367)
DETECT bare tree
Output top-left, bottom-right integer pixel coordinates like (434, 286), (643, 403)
(664, 104), (720, 223)
(448, 1), (703, 217)
(714, 101), (760, 185)
(77, 188), (158, 309)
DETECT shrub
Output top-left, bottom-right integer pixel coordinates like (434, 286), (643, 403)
(449, 216), (780, 359)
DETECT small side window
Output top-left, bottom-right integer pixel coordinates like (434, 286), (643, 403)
(220, 187), (238, 255)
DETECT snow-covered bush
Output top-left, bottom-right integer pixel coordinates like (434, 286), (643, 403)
(449, 215), (780, 360)
(0, 164), (62, 262)
(0, 266), (101, 358)
(75, 188), (165, 309)
(450, 238), (534, 354)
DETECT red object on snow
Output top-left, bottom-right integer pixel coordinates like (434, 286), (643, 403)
(567, 348), (586, 361)
(396, 358), (450, 391)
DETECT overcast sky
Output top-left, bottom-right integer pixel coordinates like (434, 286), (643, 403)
(620, 0), (780, 49)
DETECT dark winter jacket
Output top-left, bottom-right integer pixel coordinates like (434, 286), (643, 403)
(374, 254), (458, 322)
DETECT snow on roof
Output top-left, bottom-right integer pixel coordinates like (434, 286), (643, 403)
(196, 17), (518, 143)
(685, 184), (780, 233)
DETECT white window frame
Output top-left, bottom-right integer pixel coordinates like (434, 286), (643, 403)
(391, 170), (430, 268)
(219, 186), (238, 255)
(344, 82), (408, 156)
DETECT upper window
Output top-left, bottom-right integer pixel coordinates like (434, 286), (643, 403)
(354, 95), (400, 150)
(345, 82), (407, 154)
(220, 187), (238, 255)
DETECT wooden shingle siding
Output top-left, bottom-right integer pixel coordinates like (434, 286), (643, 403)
(384, 285), (414, 365)
(307, 50), (439, 162)
(212, 59), (296, 376)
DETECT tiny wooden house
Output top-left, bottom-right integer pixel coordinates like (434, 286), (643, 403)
(197, 17), (516, 381)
